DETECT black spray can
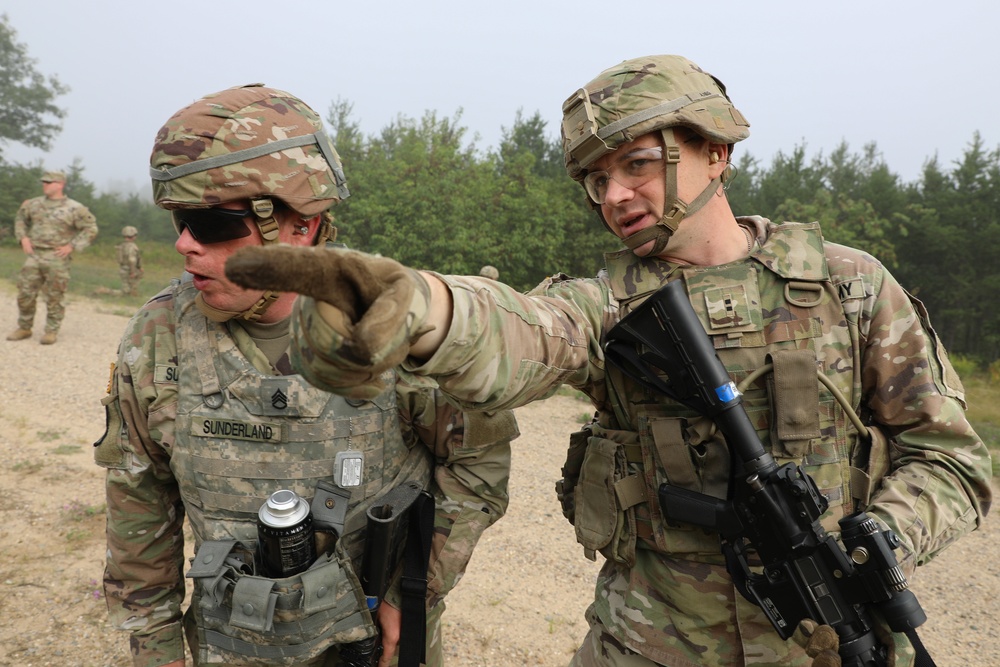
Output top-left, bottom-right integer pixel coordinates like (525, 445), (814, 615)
(257, 489), (316, 577)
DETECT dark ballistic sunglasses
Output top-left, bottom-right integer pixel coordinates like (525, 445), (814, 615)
(172, 208), (254, 244)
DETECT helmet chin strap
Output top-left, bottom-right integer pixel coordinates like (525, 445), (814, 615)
(194, 197), (282, 323)
(618, 128), (723, 257)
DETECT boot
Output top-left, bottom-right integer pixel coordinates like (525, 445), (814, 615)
(40, 331), (58, 345)
(6, 328), (31, 341)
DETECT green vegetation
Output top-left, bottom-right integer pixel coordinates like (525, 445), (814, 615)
(3, 117), (999, 362)
(0, 14), (68, 156)
(0, 239), (182, 308)
(961, 374), (1000, 476)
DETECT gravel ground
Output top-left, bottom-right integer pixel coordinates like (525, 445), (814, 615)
(0, 283), (995, 666)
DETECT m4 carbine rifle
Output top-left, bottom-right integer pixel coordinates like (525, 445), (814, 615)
(604, 280), (933, 667)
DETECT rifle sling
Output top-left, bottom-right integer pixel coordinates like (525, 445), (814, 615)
(398, 491), (434, 667)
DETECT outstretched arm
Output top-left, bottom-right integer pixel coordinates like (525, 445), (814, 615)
(409, 271), (452, 360)
(226, 245), (441, 395)
(225, 244), (605, 409)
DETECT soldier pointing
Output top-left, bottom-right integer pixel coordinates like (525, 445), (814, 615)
(226, 56), (991, 666)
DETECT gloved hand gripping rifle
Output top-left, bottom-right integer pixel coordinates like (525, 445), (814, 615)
(604, 280), (933, 667)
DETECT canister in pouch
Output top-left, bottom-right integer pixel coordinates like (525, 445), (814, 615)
(257, 489), (316, 577)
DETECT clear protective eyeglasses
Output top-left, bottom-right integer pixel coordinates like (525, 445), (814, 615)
(583, 146), (665, 205)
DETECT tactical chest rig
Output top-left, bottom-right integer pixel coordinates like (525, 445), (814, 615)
(565, 221), (879, 567)
(170, 281), (432, 664)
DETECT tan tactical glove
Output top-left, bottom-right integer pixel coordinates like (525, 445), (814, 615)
(225, 245), (433, 397)
(793, 619), (841, 667)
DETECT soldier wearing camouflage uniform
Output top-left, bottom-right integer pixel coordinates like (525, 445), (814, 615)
(95, 84), (516, 667)
(224, 55), (992, 667)
(7, 170), (98, 345)
(117, 225), (143, 296)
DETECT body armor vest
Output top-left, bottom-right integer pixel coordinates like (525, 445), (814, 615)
(169, 281), (432, 664)
(571, 221), (874, 566)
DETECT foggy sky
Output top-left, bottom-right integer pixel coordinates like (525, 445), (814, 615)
(4, 0), (997, 196)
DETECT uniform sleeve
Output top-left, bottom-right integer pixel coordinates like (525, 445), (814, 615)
(130, 245), (143, 271)
(71, 202), (98, 251)
(860, 268), (992, 574)
(13, 200), (30, 241)
(95, 293), (186, 667)
(391, 383), (518, 608)
(399, 274), (608, 411)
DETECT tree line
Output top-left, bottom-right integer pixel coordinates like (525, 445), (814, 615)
(2, 15), (997, 363)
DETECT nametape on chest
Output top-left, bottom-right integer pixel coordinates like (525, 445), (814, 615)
(194, 418), (281, 443)
(154, 364), (180, 384)
(835, 276), (866, 302)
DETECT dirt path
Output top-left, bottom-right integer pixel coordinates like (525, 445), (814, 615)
(0, 284), (995, 666)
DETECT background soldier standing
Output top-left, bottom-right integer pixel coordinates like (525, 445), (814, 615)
(116, 225), (142, 296)
(7, 170), (98, 345)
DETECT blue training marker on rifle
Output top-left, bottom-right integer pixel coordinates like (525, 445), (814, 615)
(715, 381), (739, 403)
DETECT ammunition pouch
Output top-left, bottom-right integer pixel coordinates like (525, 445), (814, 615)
(186, 538), (374, 665)
(555, 422), (593, 526)
(572, 425), (641, 566)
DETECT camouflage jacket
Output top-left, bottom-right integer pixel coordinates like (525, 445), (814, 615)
(96, 279), (515, 667)
(14, 195), (98, 250)
(387, 218), (991, 666)
(116, 240), (142, 272)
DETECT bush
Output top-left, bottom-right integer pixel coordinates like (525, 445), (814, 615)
(949, 354), (979, 380)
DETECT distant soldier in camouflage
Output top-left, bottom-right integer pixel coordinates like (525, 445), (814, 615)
(478, 265), (499, 281)
(94, 84), (516, 667)
(116, 225), (142, 295)
(226, 55), (992, 667)
(95, 225), (145, 297)
(7, 170), (98, 345)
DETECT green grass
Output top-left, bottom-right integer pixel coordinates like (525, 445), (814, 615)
(961, 374), (1000, 478)
(0, 239), (184, 309)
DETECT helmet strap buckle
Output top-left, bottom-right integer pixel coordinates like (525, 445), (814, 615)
(241, 291), (281, 322)
(250, 198), (281, 243)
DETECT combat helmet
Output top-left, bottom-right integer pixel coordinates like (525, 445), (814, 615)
(561, 55), (750, 255)
(149, 83), (349, 320)
(121, 226), (138, 237)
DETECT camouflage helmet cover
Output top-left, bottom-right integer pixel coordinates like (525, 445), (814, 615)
(121, 225), (138, 237)
(41, 170), (67, 183)
(561, 55), (750, 179)
(149, 84), (349, 216)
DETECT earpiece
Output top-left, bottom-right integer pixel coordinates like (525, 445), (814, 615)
(710, 151), (720, 164)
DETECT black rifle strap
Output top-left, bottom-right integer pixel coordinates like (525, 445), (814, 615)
(397, 491), (434, 667)
(907, 628), (937, 667)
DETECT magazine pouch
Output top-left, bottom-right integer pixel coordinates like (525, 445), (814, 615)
(186, 538), (374, 664)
